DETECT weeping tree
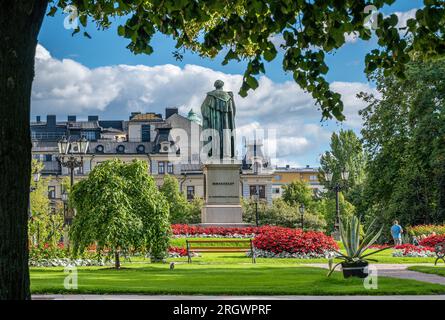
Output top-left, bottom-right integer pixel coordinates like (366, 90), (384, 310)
(159, 174), (191, 224)
(70, 159), (170, 269)
(2, 0), (445, 300)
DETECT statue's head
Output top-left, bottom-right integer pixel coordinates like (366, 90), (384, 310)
(214, 80), (224, 90)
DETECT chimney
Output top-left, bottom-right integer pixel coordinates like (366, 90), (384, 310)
(165, 108), (178, 119)
(36, 116), (41, 123)
(47, 115), (56, 127)
(67, 115), (76, 122)
(88, 115), (99, 122)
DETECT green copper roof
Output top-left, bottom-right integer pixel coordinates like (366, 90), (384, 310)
(187, 108), (202, 125)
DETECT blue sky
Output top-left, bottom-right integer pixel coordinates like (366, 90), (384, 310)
(33, 0), (422, 167)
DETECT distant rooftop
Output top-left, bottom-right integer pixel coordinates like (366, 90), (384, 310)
(274, 165), (319, 172)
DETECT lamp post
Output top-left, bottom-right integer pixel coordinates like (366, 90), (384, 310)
(57, 136), (89, 225)
(325, 169), (349, 239)
(28, 172), (41, 220)
(253, 186), (260, 227)
(299, 203), (305, 230)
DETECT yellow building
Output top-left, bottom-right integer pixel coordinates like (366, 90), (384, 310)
(271, 165), (324, 198)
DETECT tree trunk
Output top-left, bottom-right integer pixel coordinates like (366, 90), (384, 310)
(0, 0), (48, 300)
(114, 250), (121, 269)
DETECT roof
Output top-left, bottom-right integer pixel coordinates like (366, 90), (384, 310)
(129, 113), (163, 122)
(67, 121), (100, 130)
(88, 141), (153, 154)
(274, 167), (320, 173)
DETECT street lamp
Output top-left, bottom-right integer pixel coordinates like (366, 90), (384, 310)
(29, 171), (41, 220)
(299, 203), (305, 230)
(253, 186), (260, 227)
(58, 136), (89, 187)
(325, 169), (349, 238)
(57, 136), (89, 225)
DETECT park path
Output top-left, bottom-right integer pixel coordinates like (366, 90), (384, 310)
(306, 263), (445, 285)
(32, 294), (445, 300)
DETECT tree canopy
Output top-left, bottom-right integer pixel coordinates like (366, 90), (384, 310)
(359, 58), (445, 229)
(70, 159), (170, 268)
(46, 0), (445, 121)
(159, 174), (192, 224)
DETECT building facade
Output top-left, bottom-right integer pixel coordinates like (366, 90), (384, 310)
(32, 110), (322, 210)
(271, 165), (325, 199)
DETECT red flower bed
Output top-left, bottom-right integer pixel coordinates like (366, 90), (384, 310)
(420, 234), (445, 248)
(168, 246), (188, 256)
(394, 244), (435, 254)
(172, 224), (267, 237)
(253, 227), (338, 254)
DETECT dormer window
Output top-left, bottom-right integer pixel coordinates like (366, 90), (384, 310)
(116, 145), (125, 154)
(160, 141), (170, 153)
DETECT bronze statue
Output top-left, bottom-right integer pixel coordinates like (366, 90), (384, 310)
(201, 80), (236, 160)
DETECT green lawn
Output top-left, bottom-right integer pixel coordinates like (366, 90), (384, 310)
(408, 265), (445, 277)
(30, 238), (444, 295)
(31, 260), (445, 295)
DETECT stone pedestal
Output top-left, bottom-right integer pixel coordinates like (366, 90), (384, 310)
(201, 161), (248, 226)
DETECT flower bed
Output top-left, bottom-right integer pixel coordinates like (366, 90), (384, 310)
(407, 225), (445, 237)
(251, 227), (338, 258)
(172, 224), (263, 238)
(168, 246), (188, 257)
(172, 225), (338, 259)
(420, 235), (445, 248)
(29, 258), (107, 267)
(392, 244), (436, 257)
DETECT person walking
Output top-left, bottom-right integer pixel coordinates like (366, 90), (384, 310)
(391, 220), (403, 245)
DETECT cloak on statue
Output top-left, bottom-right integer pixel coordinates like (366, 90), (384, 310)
(201, 80), (236, 160)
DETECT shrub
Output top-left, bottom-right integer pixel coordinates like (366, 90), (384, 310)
(242, 198), (327, 231)
(407, 225), (445, 237)
(419, 234), (445, 248)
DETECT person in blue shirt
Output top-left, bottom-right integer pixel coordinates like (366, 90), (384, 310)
(390, 220), (403, 245)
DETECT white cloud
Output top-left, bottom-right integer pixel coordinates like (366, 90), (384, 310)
(394, 8), (418, 30)
(32, 44), (376, 165)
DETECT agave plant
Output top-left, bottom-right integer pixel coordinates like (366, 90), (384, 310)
(327, 215), (391, 277)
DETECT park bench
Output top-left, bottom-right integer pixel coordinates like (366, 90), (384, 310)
(435, 242), (445, 265)
(186, 239), (256, 264)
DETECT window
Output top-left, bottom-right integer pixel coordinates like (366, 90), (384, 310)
(75, 166), (83, 175)
(167, 162), (173, 174)
(250, 185), (266, 199)
(45, 154), (52, 162)
(141, 125), (151, 142)
(274, 175), (281, 181)
(158, 161), (165, 174)
(48, 186), (56, 199)
(309, 175), (318, 181)
(82, 131), (96, 141)
(273, 187), (280, 194)
(187, 186), (195, 201)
